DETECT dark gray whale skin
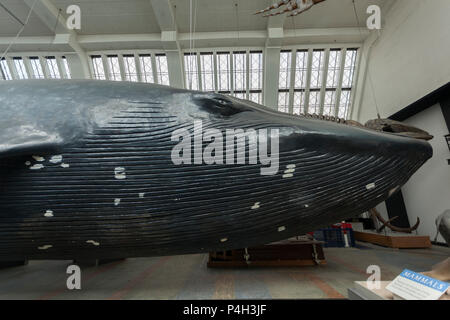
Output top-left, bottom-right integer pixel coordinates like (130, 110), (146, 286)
(0, 80), (432, 261)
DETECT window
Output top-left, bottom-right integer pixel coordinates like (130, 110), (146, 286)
(339, 90), (352, 119)
(107, 55), (121, 81)
(217, 52), (231, 93)
(308, 90), (321, 114)
(249, 51), (263, 104)
(277, 48), (358, 119)
(184, 53), (199, 90)
(0, 59), (12, 80)
(13, 58), (28, 79)
(182, 50), (264, 102)
(200, 53), (214, 92)
(278, 51), (292, 90)
(123, 55), (138, 82)
(91, 55), (106, 80)
(339, 49), (358, 119)
(29, 57), (44, 79)
(278, 92), (289, 114)
(155, 54), (169, 86)
(139, 54), (154, 83)
(326, 50), (341, 88)
(342, 49), (358, 88)
(277, 51), (292, 113)
(45, 56), (61, 79)
(1, 56), (70, 80)
(293, 50), (308, 114)
(293, 91), (306, 115)
(310, 50), (325, 89)
(90, 53), (169, 85)
(233, 51), (246, 97)
(323, 49), (341, 116)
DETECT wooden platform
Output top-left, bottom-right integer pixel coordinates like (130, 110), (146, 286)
(207, 238), (326, 268)
(354, 230), (432, 249)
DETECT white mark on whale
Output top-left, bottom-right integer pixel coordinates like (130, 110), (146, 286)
(30, 164), (44, 170)
(44, 210), (54, 217)
(366, 183), (376, 190)
(114, 198), (121, 206)
(305, 204), (309, 208)
(114, 167), (126, 179)
(220, 238), (228, 243)
(38, 245), (52, 250)
(283, 164), (296, 177)
(86, 240), (100, 246)
(61, 163), (70, 168)
(32, 155), (45, 162)
(50, 155), (63, 164)
(251, 202), (261, 210)
(139, 193), (145, 198)
(278, 226), (286, 232)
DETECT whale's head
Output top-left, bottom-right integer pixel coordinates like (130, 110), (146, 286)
(187, 91), (432, 168)
(170, 91), (433, 222)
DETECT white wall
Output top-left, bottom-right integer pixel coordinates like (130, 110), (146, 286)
(357, 0), (450, 122)
(400, 104), (450, 242)
(353, 0), (450, 241)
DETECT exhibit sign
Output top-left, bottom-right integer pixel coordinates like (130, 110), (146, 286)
(386, 269), (449, 300)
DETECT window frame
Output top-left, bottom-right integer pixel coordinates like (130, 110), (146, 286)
(88, 50), (169, 85)
(277, 45), (361, 120)
(0, 55), (70, 80)
(182, 48), (265, 104)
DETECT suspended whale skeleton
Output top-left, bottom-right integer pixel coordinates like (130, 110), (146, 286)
(255, 0), (327, 17)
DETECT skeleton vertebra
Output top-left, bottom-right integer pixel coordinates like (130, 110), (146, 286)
(255, 0), (326, 17)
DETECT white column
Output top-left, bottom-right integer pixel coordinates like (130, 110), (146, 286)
(166, 50), (184, 89)
(263, 47), (281, 110)
(65, 54), (87, 79)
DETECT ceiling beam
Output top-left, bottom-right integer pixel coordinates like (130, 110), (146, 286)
(149, 0), (184, 88)
(149, 0), (177, 32)
(266, 14), (286, 47)
(0, 27), (369, 50)
(23, 0), (91, 78)
(149, 0), (179, 50)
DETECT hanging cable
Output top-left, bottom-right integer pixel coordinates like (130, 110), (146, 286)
(0, 0), (38, 61)
(52, 9), (63, 37)
(352, 0), (381, 119)
(235, 2), (240, 41)
(291, 16), (297, 37)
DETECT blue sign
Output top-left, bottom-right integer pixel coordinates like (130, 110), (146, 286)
(400, 269), (449, 293)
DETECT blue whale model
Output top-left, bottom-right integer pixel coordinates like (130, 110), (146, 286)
(0, 80), (432, 260)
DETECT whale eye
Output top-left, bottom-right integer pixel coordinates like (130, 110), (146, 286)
(193, 94), (243, 117)
(214, 98), (229, 105)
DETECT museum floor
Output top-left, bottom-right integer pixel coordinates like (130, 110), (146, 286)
(0, 242), (448, 300)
